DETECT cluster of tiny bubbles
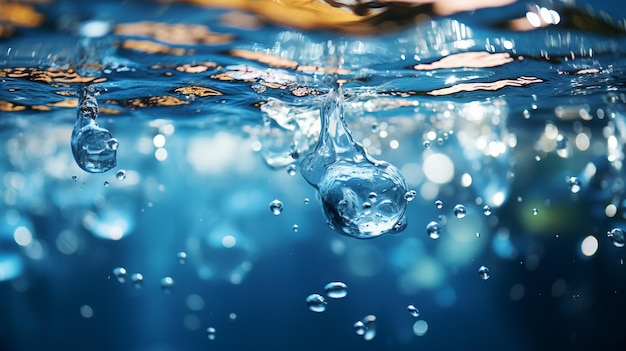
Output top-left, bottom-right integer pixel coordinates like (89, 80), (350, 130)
(116, 170), (126, 181)
(407, 304), (420, 317)
(269, 199), (284, 215)
(305, 293), (327, 312)
(567, 176), (582, 194)
(206, 327), (217, 340)
(112, 267), (127, 283)
(483, 205), (492, 216)
(160, 276), (175, 293)
(286, 164), (297, 176)
(426, 221), (442, 239)
(404, 190), (417, 202)
(607, 228), (626, 248)
(435, 200), (443, 210)
(131, 273), (143, 289)
(177, 251), (187, 264)
(478, 266), (491, 280)
(453, 204), (467, 219)
(324, 281), (348, 298)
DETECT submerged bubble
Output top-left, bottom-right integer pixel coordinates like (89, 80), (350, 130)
(478, 266), (491, 280)
(426, 221), (442, 239)
(324, 281), (348, 298)
(112, 267), (127, 283)
(607, 228), (626, 248)
(353, 320), (366, 336)
(453, 204), (467, 218)
(116, 170), (127, 180)
(160, 276), (174, 293)
(567, 176), (582, 193)
(483, 205), (492, 216)
(292, 224), (299, 232)
(532, 208), (538, 216)
(362, 315), (377, 341)
(104, 181), (110, 188)
(305, 293), (327, 312)
(206, 327), (216, 340)
(71, 174), (78, 182)
(435, 200), (443, 210)
(177, 251), (187, 264)
(269, 199), (284, 215)
(130, 273), (143, 288)
(286, 164), (297, 176)
(404, 190), (416, 202)
(407, 304), (420, 317)
(300, 87), (408, 239)
(71, 85), (118, 173)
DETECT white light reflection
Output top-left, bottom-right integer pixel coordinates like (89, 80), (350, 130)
(580, 235), (598, 257)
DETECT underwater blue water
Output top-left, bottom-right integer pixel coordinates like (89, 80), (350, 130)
(1, 0), (626, 350)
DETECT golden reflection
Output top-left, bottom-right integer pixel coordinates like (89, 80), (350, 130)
(106, 96), (190, 108)
(114, 21), (233, 45)
(414, 52), (514, 70)
(428, 76), (542, 96)
(0, 67), (107, 84)
(175, 86), (223, 97)
(120, 39), (190, 56)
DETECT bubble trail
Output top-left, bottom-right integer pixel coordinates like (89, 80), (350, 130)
(71, 85), (118, 173)
(300, 85), (408, 239)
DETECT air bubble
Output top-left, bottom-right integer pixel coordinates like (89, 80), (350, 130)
(269, 199), (284, 215)
(426, 221), (441, 239)
(71, 174), (78, 182)
(483, 205), (492, 216)
(324, 281), (348, 299)
(353, 321), (366, 336)
(116, 170), (127, 180)
(404, 190), (416, 202)
(478, 266), (491, 280)
(423, 140), (431, 149)
(286, 164), (297, 176)
(453, 204), (467, 218)
(306, 293), (327, 312)
(532, 208), (538, 216)
(292, 224), (299, 232)
(206, 327), (216, 340)
(112, 267), (126, 283)
(177, 251), (187, 264)
(607, 228), (626, 248)
(299, 86), (408, 239)
(435, 200), (443, 210)
(160, 276), (174, 293)
(131, 273), (143, 288)
(567, 176), (582, 193)
(362, 315), (377, 341)
(104, 181), (110, 188)
(407, 304), (419, 317)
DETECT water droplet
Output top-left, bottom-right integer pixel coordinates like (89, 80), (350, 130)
(160, 276), (174, 293)
(435, 200), (443, 210)
(206, 327), (216, 340)
(71, 174), (78, 181)
(407, 304), (420, 317)
(116, 170), (127, 180)
(567, 176), (582, 193)
(103, 181), (110, 188)
(532, 208), (538, 216)
(607, 228), (626, 248)
(426, 221), (441, 239)
(453, 204), (466, 218)
(71, 85), (118, 173)
(299, 87), (408, 239)
(112, 267), (126, 283)
(478, 266), (491, 280)
(130, 273), (143, 288)
(305, 293), (327, 312)
(177, 251), (187, 264)
(362, 315), (377, 341)
(404, 190), (416, 202)
(286, 164), (297, 176)
(353, 320), (366, 336)
(292, 224), (299, 232)
(324, 281), (348, 299)
(269, 199), (283, 215)
(483, 205), (492, 216)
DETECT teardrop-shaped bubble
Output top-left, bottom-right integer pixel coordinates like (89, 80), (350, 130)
(71, 85), (118, 173)
(300, 86), (408, 239)
(324, 281), (348, 298)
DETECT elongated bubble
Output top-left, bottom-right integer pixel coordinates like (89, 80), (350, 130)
(300, 86), (408, 239)
(71, 85), (118, 173)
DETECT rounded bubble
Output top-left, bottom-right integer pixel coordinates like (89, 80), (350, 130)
(324, 281), (348, 298)
(404, 190), (416, 202)
(362, 315), (377, 341)
(206, 327), (216, 340)
(160, 276), (175, 293)
(453, 204), (467, 218)
(435, 200), (443, 210)
(567, 176), (582, 194)
(116, 170), (127, 180)
(607, 228), (626, 248)
(112, 267), (126, 283)
(269, 199), (284, 215)
(407, 304), (419, 317)
(483, 205), (492, 216)
(305, 293), (327, 312)
(177, 251), (187, 264)
(478, 266), (491, 280)
(286, 164), (297, 176)
(426, 221), (442, 239)
(131, 273), (143, 288)
(353, 321), (366, 336)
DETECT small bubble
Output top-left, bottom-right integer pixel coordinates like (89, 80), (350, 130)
(437, 137), (444, 145)
(371, 123), (379, 133)
(116, 170), (126, 180)
(362, 315), (377, 341)
(435, 200), (443, 210)
(522, 109), (530, 119)
(131, 273), (143, 288)
(292, 224), (299, 232)
(269, 199), (283, 215)
(404, 190), (416, 202)
(476, 232), (480, 238)
(423, 140), (431, 149)
(407, 304), (419, 317)
(368, 192), (378, 202)
(177, 251), (187, 264)
(567, 176), (582, 194)
(206, 327), (216, 340)
(426, 221), (441, 240)
(607, 228), (626, 248)
(324, 281), (348, 299)
(453, 204), (467, 218)
(532, 208), (538, 216)
(483, 205), (492, 216)
(362, 202), (371, 209)
(160, 276), (174, 293)
(304, 198), (310, 204)
(556, 134), (568, 150)
(71, 174), (78, 181)
(353, 321), (366, 336)
(286, 164), (297, 176)
(104, 181), (110, 187)
(112, 267), (126, 283)
(306, 293), (327, 312)
(478, 266), (491, 280)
